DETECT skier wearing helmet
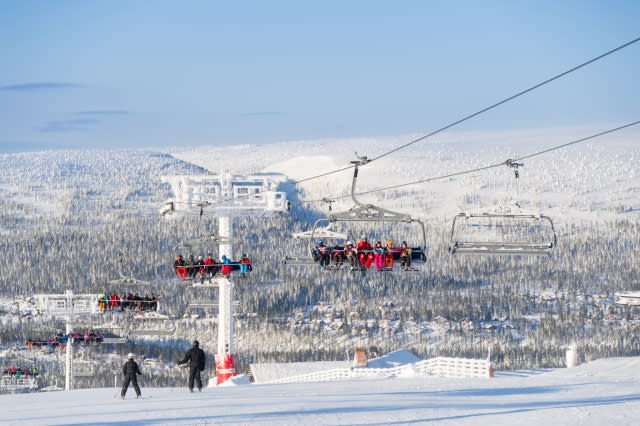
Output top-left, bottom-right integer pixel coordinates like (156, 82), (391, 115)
(343, 240), (357, 270)
(121, 353), (142, 399)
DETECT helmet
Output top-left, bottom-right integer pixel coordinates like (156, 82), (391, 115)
(242, 253), (247, 257)
(127, 353), (134, 359)
(360, 234), (366, 240)
(402, 241), (407, 245)
(376, 241), (382, 245)
(193, 340), (199, 347)
(346, 240), (352, 245)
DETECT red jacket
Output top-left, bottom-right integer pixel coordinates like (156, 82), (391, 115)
(356, 240), (372, 252)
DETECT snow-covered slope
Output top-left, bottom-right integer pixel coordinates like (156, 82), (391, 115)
(171, 126), (640, 223)
(2, 356), (640, 425)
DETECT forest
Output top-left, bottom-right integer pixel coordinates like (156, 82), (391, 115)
(0, 148), (638, 390)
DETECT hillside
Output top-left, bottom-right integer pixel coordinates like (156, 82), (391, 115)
(0, 127), (639, 391)
(1, 356), (640, 425)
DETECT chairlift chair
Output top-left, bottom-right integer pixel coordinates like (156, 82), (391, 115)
(299, 156), (428, 272)
(448, 161), (557, 256)
(449, 210), (557, 255)
(283, 222), (350, 266)
(128, 313), (176, 337)
(174, 233), (247, 283)
(185, 276), (226, 311)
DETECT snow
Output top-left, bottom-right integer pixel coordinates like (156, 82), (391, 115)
(1, 127), (639, 424)
(170, 127), (640, 223)
(2, 357), (640, 425)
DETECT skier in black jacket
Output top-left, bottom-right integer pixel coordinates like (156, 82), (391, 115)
(121, 353), (142, 399)
(177, 340), (206, 392)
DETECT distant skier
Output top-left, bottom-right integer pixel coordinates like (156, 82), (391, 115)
(121, 353), (142, 399)
(239, 253), (252, 276)
(399, 241), (413, 271)
(177, 340), (206, 392)
(221, 255), (232, 277)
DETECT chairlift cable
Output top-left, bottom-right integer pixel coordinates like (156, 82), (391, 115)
(302, 119), (640, 203)
(158, 38), (640, 213)
(284, 35), (640, 186)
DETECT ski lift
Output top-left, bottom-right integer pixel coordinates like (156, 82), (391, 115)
(184, 276), (226, 313)
(72, 351), (95, 377)
(110, 250), (152, 287)
(283, 223), (350, 266)
(174, 233), (247, 282)
(128, 312), (176, 337)
(291, 155), (427, 273)
(448, 160), (557, 256)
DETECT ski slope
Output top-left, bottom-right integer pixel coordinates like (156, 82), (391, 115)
(2, 357), (640, 425)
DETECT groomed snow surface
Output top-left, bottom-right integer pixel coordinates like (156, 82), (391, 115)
(2, 357), (640, 426)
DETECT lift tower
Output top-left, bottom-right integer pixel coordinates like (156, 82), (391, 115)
(162, 171), (287, 385)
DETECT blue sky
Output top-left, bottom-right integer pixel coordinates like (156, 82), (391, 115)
(0, 0), (638, 152)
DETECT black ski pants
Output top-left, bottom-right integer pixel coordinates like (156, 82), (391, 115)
(188, 366), (203, 391)
(121, 373), (141, 397)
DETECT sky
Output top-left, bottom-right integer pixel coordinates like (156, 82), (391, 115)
(1, 356), (640, 425)
(0, 0), (639, 153)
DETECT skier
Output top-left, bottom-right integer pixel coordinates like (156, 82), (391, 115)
(315, 241), (331, 269)
(355, 235), (374, 269)
(177, 340), (206, 392)
(221, 255), (232, 277)
(203, 253), (216, 281)
(384, 240), (395, 270)
(174, 254), (187, 280)
(121, 353), (142, 399)
(399, 241), (413, 271)
(240, 253), (252, 276)
(344, 240), (357, 270)
(373, 241), (385, 270)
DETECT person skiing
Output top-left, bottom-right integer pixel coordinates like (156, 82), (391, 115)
(177, 340), (206, 392)
(121, 353), (142, 399)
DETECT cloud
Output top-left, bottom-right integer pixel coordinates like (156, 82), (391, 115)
(240, 111), (285, 118)
(74, 110), (129, 116)
(39, 118), (100, 133)
(38, 109), (127, 133)
(0, 82), (82, 91)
